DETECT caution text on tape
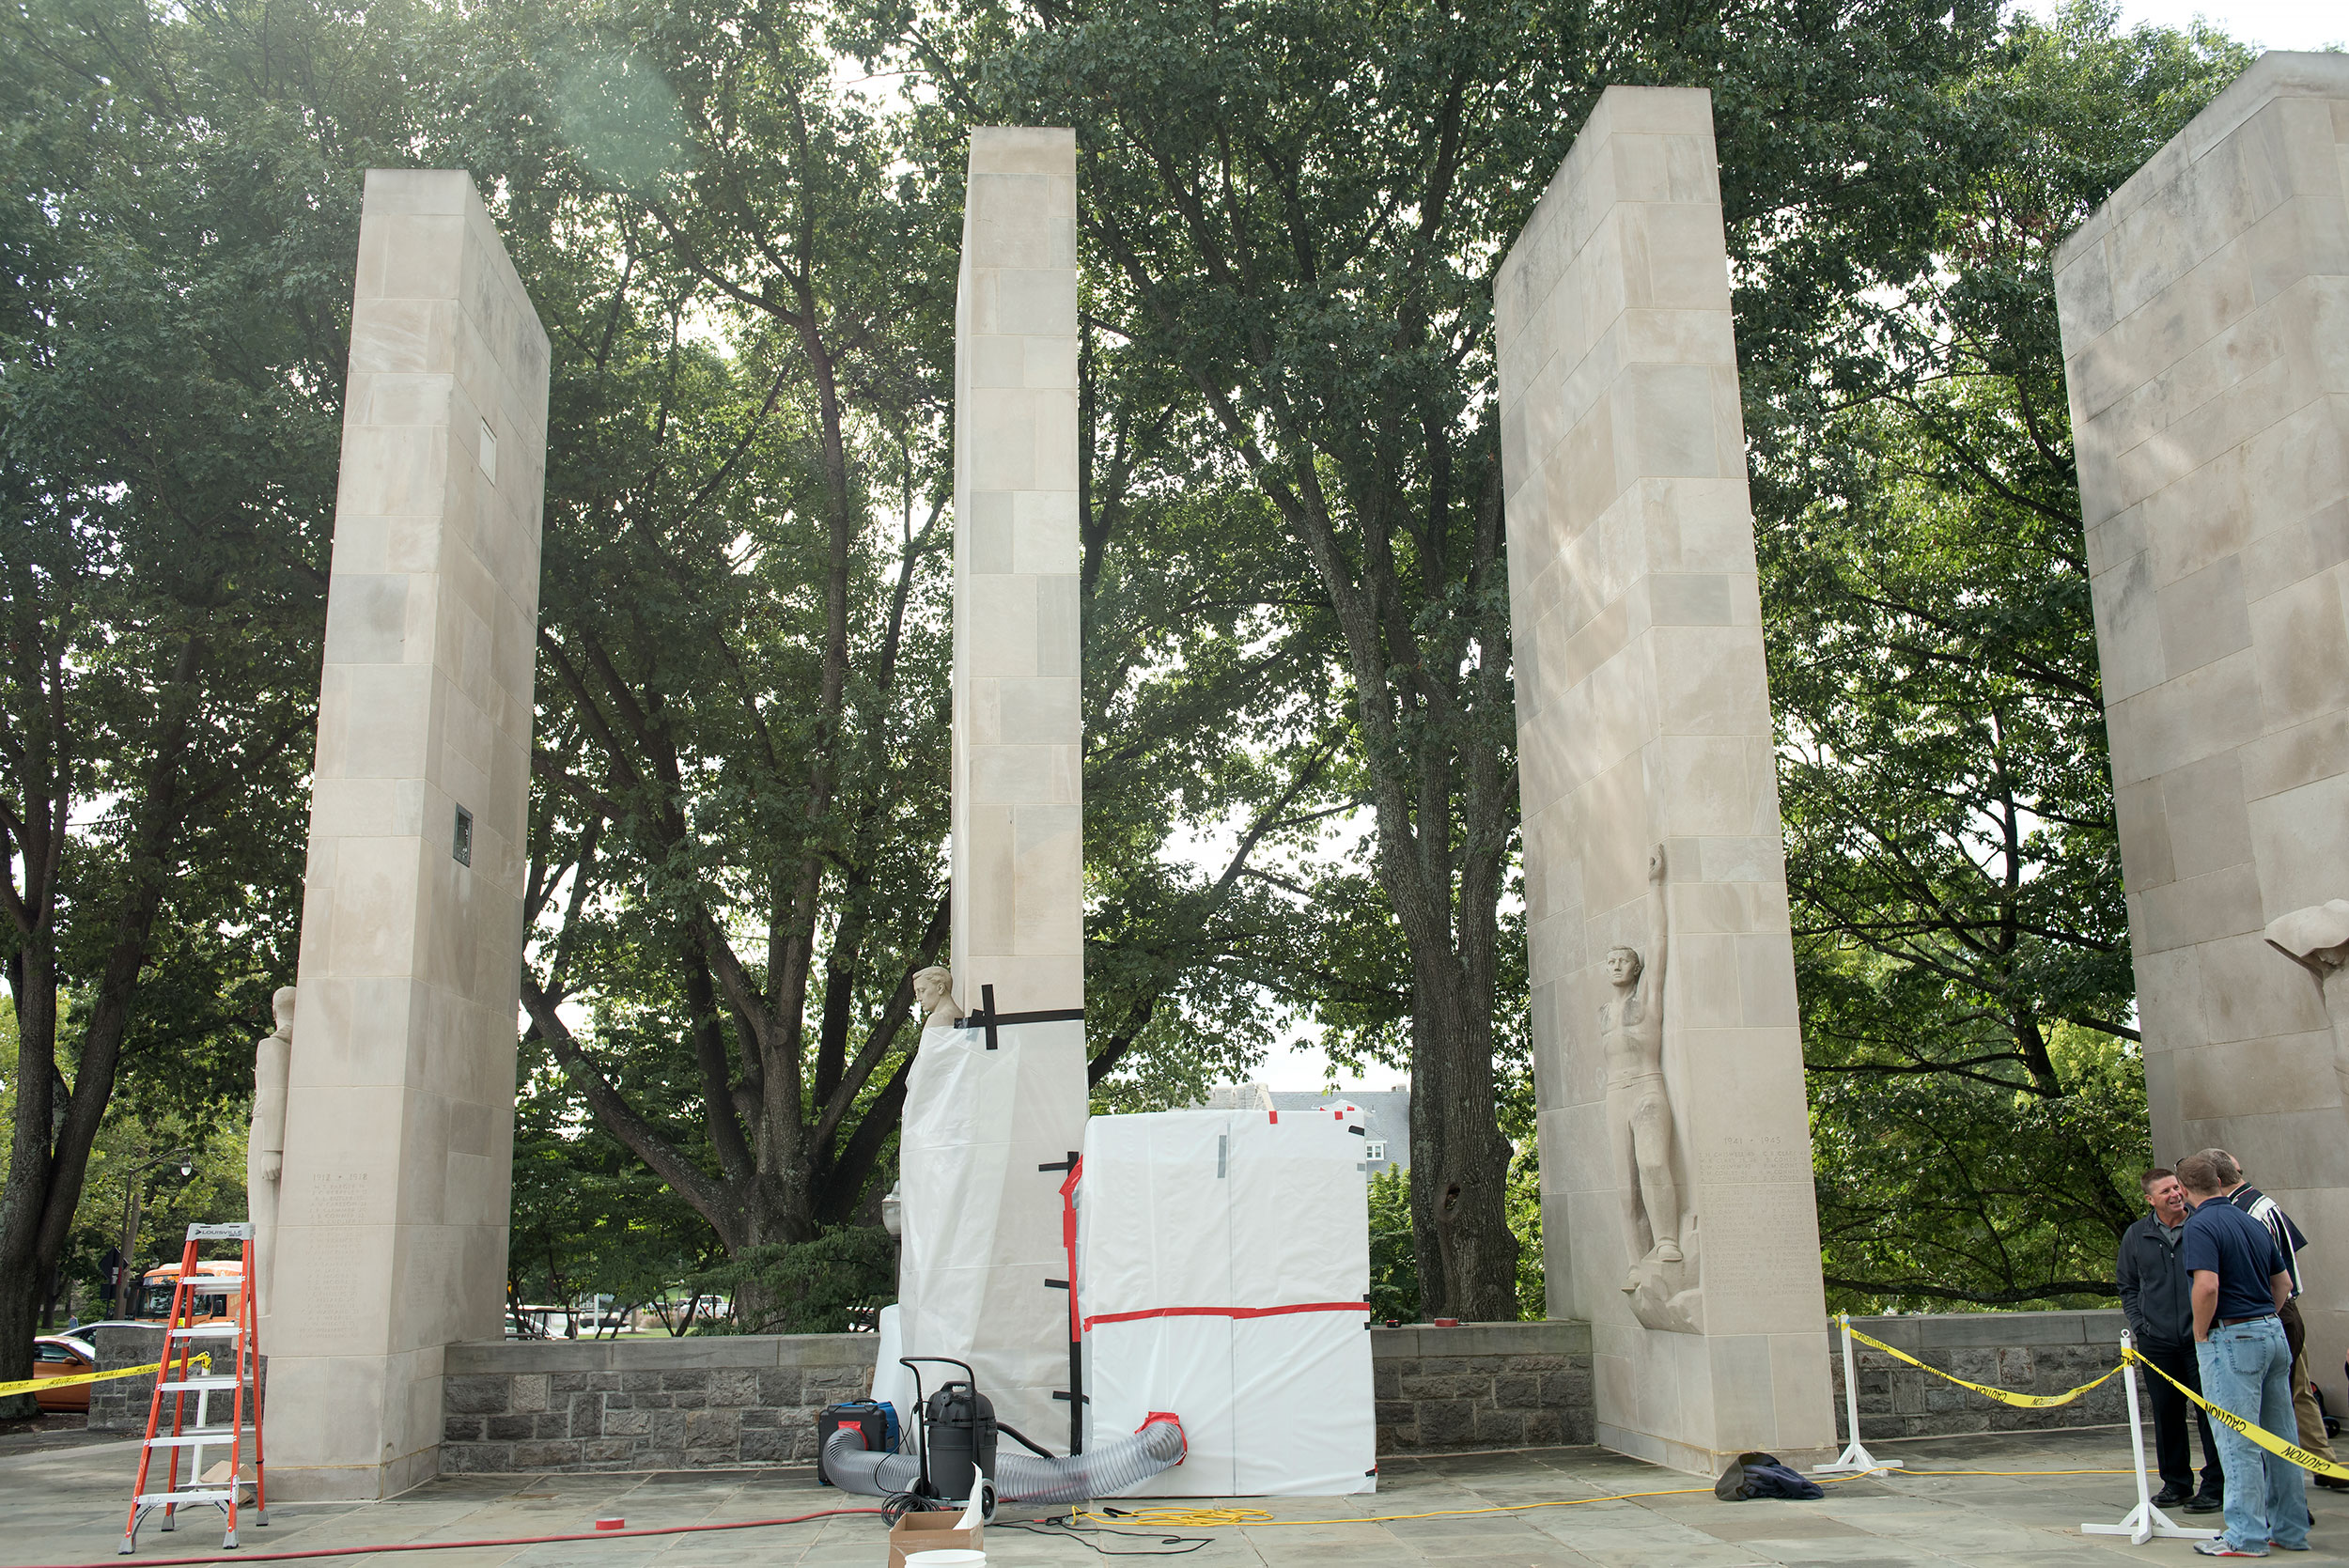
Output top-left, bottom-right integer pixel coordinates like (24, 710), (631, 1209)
(1843, 1318), (2349, 1483)
(2128, 1345), (2349, 1482)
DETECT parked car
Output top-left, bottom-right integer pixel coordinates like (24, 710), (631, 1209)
(31, 1335), (98, 1413)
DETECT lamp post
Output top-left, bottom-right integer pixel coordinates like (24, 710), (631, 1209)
(114, 1151), (194, 1321)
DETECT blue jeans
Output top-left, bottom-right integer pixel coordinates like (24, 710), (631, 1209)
(2198, 1316), (2308, 1553)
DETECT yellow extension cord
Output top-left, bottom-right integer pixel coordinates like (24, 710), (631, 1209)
(1075, 1465), (2136, 1529)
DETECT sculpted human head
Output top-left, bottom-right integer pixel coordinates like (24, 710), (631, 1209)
(272, 986), (296, 1035)
(1604, 946), (1643, 988)
(912, 966), (955, 1015)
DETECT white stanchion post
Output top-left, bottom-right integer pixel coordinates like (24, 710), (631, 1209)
(1816, 1312), (1903, 1476)
(2082, 1330), (2216, 1545)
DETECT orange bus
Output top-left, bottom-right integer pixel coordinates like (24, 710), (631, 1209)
(132, 1261), (244, 1325)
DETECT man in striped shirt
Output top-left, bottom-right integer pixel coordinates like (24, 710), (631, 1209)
(2201, 1148), (2347, 1491)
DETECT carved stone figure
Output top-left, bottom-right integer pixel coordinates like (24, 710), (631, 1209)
(1605, 846), (1683, 1283)
(1602, 846), (1702, 1332)
(2266, 899), (2349, 1108)
(245, 986), (295, 1318)
(913, 966), (963, 1031)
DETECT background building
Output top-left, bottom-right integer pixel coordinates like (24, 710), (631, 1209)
(1199, 1083), (1410, 1178)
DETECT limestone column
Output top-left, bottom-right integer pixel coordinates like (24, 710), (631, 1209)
(894, 125), (1090, 1451)
(269, 169), (548, 1500)
(2054, 52), (2349, 1409)
(953, 127), (1083, 1017)
(1496, 85), (1832, 1473)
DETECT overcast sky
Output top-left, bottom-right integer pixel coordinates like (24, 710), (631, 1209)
(2027, 0), (2344, 48)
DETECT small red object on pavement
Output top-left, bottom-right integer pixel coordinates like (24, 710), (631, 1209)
(1432, 1317), (1459, 1327)
(595, 1517), (625, 1531)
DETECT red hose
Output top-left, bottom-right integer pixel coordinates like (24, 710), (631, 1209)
(34, 1504), (885, 1568)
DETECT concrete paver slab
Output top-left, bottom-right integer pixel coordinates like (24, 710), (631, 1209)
(11, 1426), (2349, 1566)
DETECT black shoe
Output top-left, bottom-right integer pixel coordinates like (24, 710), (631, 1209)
(2315, 1475), (2349, 1493)
(2187, 1491), (2226, 1514)
(2154, 1484), (2193, 1507)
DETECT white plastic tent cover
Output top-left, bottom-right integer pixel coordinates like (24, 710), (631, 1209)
(896, 1017), (1088, 1448)
(1079, 1108), (1375, 1495)
(869, 1303), (913, 1442)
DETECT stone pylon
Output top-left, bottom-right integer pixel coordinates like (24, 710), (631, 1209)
(269, 170), (548, 1499)
(2054, 52), (2349, 1413)
(896, 126), (1091, 1449)
(951, 127), (1084, 1018)
(1496, 85), (1832, 1473)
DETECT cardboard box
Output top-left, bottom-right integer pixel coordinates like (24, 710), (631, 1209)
(884, 1509), (983, 1567)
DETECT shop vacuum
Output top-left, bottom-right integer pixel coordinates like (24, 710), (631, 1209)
(822, 1356), (1186, 1512)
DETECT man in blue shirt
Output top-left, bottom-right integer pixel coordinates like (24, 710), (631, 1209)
(2179, 1151), (2306, 1557)
(2201, 1148), (2348, 1492)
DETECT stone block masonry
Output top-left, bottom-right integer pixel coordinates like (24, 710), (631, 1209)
(430, 1322), (1590, 1471)
(270, 167), (550, 1500)
(87, 1325), (269, 1434)
(428, 1315), (2140, 1471)
(1496, 82), (1832, 1476)
(436, 1336), (877, 1473)
(1372, 1322), (1595, 1453)
(2053, 51), (2349, 1416)
(1828, 1312), (2129, 1441)
(951, 126), (1082, 1017)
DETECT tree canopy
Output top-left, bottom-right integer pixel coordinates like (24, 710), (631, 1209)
(0, 0), (2262, 1399)
(1752, 5), (2251, 1306)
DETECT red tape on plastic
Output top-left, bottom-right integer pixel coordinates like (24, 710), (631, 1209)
(1082, 1301), (1369, 1330)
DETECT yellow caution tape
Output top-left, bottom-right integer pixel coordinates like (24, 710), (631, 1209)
(0, 1354), (210, 1399)
(2128, 1346), (2349, 1482)
(1843, 1325), (2125, 1409)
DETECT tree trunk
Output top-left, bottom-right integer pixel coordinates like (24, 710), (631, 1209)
(1406, 949), (1519, 1321)
(0, 939), (61, 1419)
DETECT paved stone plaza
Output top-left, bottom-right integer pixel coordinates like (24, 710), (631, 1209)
(8, 1425), (2349, 1567)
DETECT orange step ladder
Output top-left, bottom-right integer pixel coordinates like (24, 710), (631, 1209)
(120, 1223), (266, 1554)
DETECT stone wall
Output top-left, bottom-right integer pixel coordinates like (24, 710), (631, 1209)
(1372, 1321), (1594, 1452)
(89, 1324), (267, 1434)
(89, 1325), (166, 1433)
(431, 1312), (2123, 1473)
(1828, 1311), (2130, 1441)
(439, 1335), (874, 1473)
(436, 1321), (1592, 1473)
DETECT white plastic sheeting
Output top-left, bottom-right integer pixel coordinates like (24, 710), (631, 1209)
(1078, 1109), (1376, 1495)
(896, 1017), (1088, 1447)
(870, 1303), (913, 1442)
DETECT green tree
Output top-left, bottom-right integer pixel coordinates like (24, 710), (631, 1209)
(506, 1035), (726, 1330)
(0, 0), (398, 1410)
(63, 1096), (250, 1322)
(1075, 330), (1351, 1108)
(872, 0), (2003, 1317)
(456, 0), (1353, 1302)
(412, 0), (970, 1299)
(1364, 1165), (1418, 1324)
(1751, 3), (2253, 1307)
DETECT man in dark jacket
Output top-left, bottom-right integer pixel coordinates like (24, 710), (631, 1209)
(2118, 1166), (2223, 1512)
